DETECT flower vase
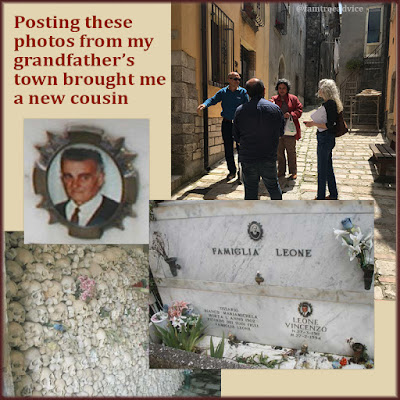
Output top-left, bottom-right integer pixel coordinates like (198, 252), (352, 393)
(363, 268), (374, 290)
(149, 322), (162, 344)
(165, 257), (181, 277)
(351, 343), (365, 364)
(151, 312), (169, 330)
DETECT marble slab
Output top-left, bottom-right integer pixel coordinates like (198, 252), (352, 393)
(150, 201), (374, 356)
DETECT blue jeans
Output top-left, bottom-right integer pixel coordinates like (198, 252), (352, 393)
(241, 160), (282, 200)
(317, 131), (338, 199)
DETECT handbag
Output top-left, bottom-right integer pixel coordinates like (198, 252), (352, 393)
(335, 112), (348, 137)
(284, 116), (297, 136)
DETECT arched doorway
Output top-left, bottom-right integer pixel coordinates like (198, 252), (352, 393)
(278, 56), (285, 79)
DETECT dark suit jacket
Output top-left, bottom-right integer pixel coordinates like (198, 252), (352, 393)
(55, 196), (120, 227)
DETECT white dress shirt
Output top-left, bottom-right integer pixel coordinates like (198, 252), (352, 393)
(65, 192), (103, 226)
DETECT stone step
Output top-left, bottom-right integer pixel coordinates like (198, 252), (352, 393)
(171, 175), (183, 193)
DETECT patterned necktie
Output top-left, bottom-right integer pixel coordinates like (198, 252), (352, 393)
(70, 207), (80, 225)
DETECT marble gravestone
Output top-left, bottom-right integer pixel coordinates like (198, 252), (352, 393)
(150, 201), (374, 356)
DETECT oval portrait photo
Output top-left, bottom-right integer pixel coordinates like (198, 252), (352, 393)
(47, 144), (123, 228)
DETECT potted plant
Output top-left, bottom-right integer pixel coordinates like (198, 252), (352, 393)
(347, 338), (369, 364)
(346, 58), (364, 71)
(154, 301), (205, 353)
(150, 309), (169, 330)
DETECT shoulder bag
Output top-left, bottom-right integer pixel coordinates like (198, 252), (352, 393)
(335, 111), (348, 137)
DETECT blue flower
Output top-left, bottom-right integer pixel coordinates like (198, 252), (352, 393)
(332, 361), (341, 369)
(162, 304), (169, 312)
(341, 218), (353, 230)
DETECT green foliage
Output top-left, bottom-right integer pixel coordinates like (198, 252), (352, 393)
(209, 333), (225, 358)
(155, 316), (206, 352)
(346, 58), (364, 71)
(234, 353), (284, 369)
(361, 346), (369, 362)
(149, 201), (158, 221)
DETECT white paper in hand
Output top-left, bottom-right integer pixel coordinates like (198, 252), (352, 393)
(310, 106), (328, 132)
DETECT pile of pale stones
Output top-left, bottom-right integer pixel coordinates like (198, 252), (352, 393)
(5, 232), (183, 397)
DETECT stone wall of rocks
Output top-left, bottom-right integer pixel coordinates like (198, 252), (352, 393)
(4, 232), (183, 397)
(171, 50), (225, 191)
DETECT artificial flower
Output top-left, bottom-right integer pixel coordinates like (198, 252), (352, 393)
(365, 360), (374, 369)
(341, 218), (353, 230)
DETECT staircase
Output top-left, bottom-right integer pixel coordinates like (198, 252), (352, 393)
(339, 42), (385, 122)
(341, 76), (359, 121)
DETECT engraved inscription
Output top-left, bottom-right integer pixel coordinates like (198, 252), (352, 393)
(212, 248), (259, 256)
(285, 317), (327, 341)
(204, 306), (259, 331)
(276, 249), (312, 257)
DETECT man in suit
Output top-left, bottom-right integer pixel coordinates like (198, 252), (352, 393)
(55, 148), (119, 226)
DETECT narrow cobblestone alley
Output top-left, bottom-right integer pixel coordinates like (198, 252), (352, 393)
(172, 107), (396, 300)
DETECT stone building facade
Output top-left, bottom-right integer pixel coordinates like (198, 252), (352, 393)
(336, 3), (391, 125)
(384, 3), (396, 142)
(171, 3), (270, 192)
(171, 50), (224, 190)
(304, 3), (340, 106)
(267, 3), (307, 103)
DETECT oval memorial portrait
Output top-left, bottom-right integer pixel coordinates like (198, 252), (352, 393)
(27, 121), (145, 241)
(47, 144), (123, 228)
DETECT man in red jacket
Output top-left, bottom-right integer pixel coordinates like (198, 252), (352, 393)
(270, 79), (303, 180)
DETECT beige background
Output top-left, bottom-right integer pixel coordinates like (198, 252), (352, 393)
(3, 2), (171, 232)
(2, 2), (396, 398)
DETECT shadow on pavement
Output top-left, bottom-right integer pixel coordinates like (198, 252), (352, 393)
(176, 176), (241, 200)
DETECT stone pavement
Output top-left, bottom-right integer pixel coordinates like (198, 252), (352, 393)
(172, 107), (396, 300)
(173, 370), (221, 397)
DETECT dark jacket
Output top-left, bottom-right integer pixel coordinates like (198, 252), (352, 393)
(322, 99), (338, 135)
(270, 93), (303, 140)
(55, 196), (119, 227)
(233, 97), (285, 163)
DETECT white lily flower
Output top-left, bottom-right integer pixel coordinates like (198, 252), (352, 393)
(335, 222), (375, 266)
(341, 237), (352, 247)
(347, 244), (361, 261)
(334, 229), (350, 239)
(362, 230), (374, 250)
(171, 316), (185, 330)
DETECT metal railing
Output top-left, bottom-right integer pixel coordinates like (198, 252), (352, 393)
(339, 41), (385, 103)
(211, 3), (234, 87)
(275, 3), (288, 35)
(242, 2), (265, 28)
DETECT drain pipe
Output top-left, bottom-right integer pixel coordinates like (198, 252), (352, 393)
(201, 3), (210, 171)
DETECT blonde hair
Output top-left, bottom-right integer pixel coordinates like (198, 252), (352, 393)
(318, 79), (343, 113)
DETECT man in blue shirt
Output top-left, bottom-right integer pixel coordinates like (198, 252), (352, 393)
(233, 78), (284, 200)
(197, 71), (249, 181)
